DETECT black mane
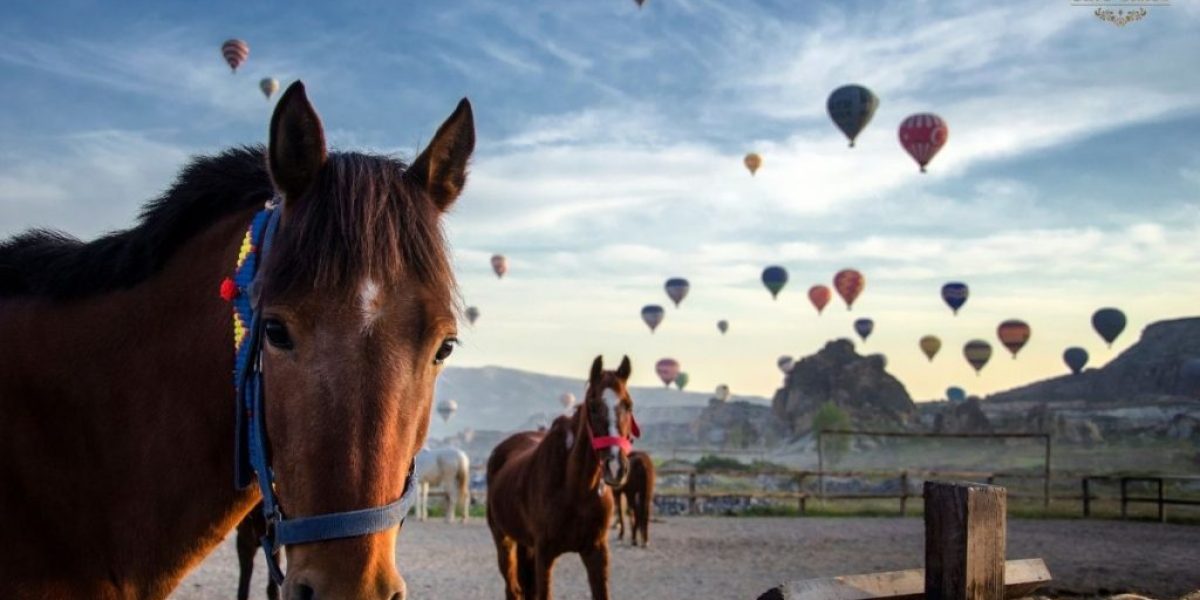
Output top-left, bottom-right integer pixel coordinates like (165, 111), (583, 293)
(0, 146), (454, 301)
(0, 147), (273, 299)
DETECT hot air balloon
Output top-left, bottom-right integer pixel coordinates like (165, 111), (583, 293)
(465, 306), (480, 325)
(665, 277), (690, 307)
(490, 254), (508, 279)
(826, 84), (879, 148)
(641, 305), (665, 333)
(899, 113), (948, 173)
(853, 318), (874, 342)
(674, 372), (689, 391)
(996, 320), (1031, 358)
(559, 392), (577, 411)
(833, 269), (865, 310)
(743, 153), (762, 176)
(259, 77), (279, 100)
(714, 384), (731, 402)
(919, 335), (942, 361)
(808, 285), (831, 315)
(655, 358), (680, 388)
(941, 282), (969, 315)
(762, 266), (788, 299)
(1092, 308), (1127, 348)
(221, 39), (249, 72)
(1063, 347), (1089, 375)
(436, 398), (458, 422)
(717, 320), (729, 335)
(777, 355), (795, 374)
(634, 0), (646, 6)
(946, 387), (966, 403)
(963, 340), (992, 375)
(1179, 358), (1200, 398)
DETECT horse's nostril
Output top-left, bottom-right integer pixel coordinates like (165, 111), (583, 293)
(294, 583), (315, 600)
(390, 593), (404, 600)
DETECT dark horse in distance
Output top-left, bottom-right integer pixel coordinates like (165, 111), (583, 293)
(486, 356), (639, 600)
(613, 450), (655, 548)
(0, 81), (474, 599)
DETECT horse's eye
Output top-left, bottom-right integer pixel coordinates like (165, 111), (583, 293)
(434, 337), (458, 365)
(263, 319), (293, 350)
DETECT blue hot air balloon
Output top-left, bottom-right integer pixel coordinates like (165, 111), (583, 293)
(826, 84), (879, 148)
(762, 266), (788, 300)
(941, 282), (969, 315)
(853, 318), (874, 342)
(665, 277), (690, 307)
(1091, 308), (1127, 348)
(946, 387), (966, 403)
(1063, 347), (1089, 375)
(641, 305), (665, 333)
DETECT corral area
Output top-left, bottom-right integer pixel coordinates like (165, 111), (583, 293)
(171, 516), (1199, 600)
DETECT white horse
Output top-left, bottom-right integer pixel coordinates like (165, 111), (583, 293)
(413, 447), (471, 523)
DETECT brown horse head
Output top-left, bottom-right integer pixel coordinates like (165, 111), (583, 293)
(255, 82), (473, 599)
(583, 355), (636, 488)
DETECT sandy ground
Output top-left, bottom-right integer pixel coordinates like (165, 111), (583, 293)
(170, 516), (1199, 600)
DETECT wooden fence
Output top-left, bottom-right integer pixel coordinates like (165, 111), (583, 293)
(1080, 475), (1200, 522)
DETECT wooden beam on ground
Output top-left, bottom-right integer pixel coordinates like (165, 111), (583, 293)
(924, 481), (1006, 600)
(754, 559), (1050, 600)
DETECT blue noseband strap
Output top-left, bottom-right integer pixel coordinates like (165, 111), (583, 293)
(229, 199), (416, 585)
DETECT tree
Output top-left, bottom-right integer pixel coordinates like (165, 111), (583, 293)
(813, 402), (850, 463)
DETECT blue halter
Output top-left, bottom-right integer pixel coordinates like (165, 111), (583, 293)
(228, 199), (416, 585)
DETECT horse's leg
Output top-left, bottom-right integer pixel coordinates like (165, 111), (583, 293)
(613, 492), (625, 540)
(517, 545), (537, 600)
(493, 535), (522, 600)
(443, 479), (454, 524)
(533, 546), (558, 600)
(580, 543), (611, 600)
(235, 514), (257, 600)
(418, 481), (428, 521)
(458, 466), (470, 523)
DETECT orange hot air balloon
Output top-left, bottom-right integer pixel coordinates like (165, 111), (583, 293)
(743, 153), (762, 176)
(221, 39), (249, 72)
(833, 269), (865, 310)
(919, 335), (942, 362)
(808, 285), (831, 315)
(997, 319), (1032, 358)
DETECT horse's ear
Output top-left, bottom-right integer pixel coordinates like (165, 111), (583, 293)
(268, 81), (327, 203)
(407, 98), (474, 212)
(617, 356), (632, 382)
(589, 355), (604, 387)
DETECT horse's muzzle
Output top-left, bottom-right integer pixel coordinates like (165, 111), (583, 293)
(602, 452), (631, 488)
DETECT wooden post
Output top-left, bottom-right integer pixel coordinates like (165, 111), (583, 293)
(817, 432), (825, 506)
(1042, 435), (1052, 510)
(900, 471), (909, 517)
(1082, 477), (1091, 518)
(924, 481), (1007, 600)
(1157, 477), (1165, 523)
(687, 472), (697, 516)
(1120, 477), (1128, 519)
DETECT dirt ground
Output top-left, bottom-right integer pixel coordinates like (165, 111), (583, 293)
(170, 516), (1199, 600)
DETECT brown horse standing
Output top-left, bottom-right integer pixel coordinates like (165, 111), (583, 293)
(486, 356), (638, 600)
(0, 81), (474, 599)
(613, 451), (655, 547)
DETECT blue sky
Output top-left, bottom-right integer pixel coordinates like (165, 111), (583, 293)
(2, 0), (1199, 403)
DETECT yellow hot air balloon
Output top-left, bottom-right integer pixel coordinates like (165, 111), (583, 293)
(919, 335), (942, 362)
(743, 152), (762, 176)
(259, 77), (279, 100)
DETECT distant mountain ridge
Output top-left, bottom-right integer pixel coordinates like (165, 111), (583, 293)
(432, 365), (768, 433)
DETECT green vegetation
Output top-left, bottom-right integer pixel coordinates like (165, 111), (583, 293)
(813, 402), (851, 462)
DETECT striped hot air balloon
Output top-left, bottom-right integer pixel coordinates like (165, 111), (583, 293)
(963, 340), (993, 375)
(808, 285), (831, 314)
(899, 113), (948, 173)
(833, 269), (865, 310)
(997, 320), (1031, 358)
(221, 39), (249, 72)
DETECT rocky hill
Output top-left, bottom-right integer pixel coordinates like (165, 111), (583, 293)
(771, 339), (915, 435)
(986, 317), (1200, 404)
